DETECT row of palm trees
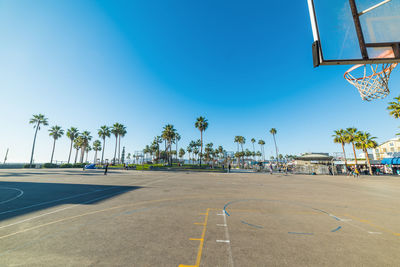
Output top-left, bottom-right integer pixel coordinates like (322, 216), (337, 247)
(332, 128), (377, 175)
(233, 128), (279, 165)
(29, 114), (128, 166)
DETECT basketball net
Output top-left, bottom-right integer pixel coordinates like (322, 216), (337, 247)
(344, 50), (398, 101)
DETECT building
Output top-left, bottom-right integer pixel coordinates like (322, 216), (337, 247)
(372, 138), (400, 160)
(294, 153), (333, 175)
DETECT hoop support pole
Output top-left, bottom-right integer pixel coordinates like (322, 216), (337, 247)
(349, 0), (369, 60)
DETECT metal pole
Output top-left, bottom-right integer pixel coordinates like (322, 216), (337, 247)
(349, 0), (369, 59)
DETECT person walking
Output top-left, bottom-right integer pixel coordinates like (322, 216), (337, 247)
(355, 167), (360, 179)
(104, 163), (109, 175)
(228, 163), (231, 173)
(269, 163), (273, 175)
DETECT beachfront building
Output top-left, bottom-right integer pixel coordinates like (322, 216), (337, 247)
(294, 153), (333, 175)
(372, 138), (400, 160)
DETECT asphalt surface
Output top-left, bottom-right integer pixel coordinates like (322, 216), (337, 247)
(0, 169), (399, 266)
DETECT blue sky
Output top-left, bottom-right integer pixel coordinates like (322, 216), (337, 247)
(0, 0), (399, 163)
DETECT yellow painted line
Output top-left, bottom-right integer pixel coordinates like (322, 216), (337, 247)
(180, 208), (210, 267)
(189, 238), (203, 241)
(344, 214), (400, 237)
(0, 196), (208, 240)
(194, 223), (205, 225)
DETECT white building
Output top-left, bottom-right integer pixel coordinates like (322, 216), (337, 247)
(372, 137), (400, 160)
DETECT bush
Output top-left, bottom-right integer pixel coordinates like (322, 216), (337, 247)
(60, 163), (73, 168)
(23, 164), (35, 168)
(43, 163), (59, 168)
(72, 163), (86, 168)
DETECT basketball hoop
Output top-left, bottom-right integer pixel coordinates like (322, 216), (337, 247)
(344, 50), (398, 101)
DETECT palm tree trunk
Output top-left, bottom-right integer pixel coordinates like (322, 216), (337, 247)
(68, 140), (73, 164)
(351, 142), (358, 167)
(273, 134), (278, 163)
(85, 150), (89, 163)
(118, 135), (121, 164)
(113, 135), (118, 164)
(341, 142), (348, 167)
(200, 131), (203, 166)
(29, 123), (40, 167)
(80, 145), (85, 163)
(365, 148), (373, 175)
(94, 151), (97, 164)
(50, 138), (56, 164)
(74, 148), (79, 164)
(169, 140), (172, 166)
(101, 137), (106, 164)
(176, 139), (178, 161)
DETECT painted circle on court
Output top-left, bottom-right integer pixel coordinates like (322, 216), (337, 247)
(0, 187), (24, 205)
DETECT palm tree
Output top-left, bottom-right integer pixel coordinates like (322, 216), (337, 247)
(85, 145), (92, 163)
(355, 131), (378, 175)
(48, 125), (64, 164)
(118, 124), (127, 164)
(179, 148), (185, 161)
(66, 127), (79, 164)
(256, 151), (262, 161)
(29, 114), (49, 167)
(270, 128), (278, 162)
(251, 138), (256, 156)
(186, 145), (193, 164)
(111, 123), (122, 164)
(258, 140), (265, 161)
(234, 136), (240, 152)
(195, 116), (208, 166)
(333, 129), (348, 167)
(387, 96), (400, 119)
(74, 136), (83, 164)
(79, 131), (92, 163)
(175, 133), (181, 161)
(98, 126), (110, 164)
(346, 128), (359, 168)
(162, 124), (176, 165)
(238, 136), (246, 167)
(92, 140), (102, 164)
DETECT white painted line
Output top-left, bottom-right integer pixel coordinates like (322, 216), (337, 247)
(217, 213), (224, 216)
(217, 224), (227, 227)
(340, 219), (352, 222)
(368, 232), (382, 234)
(222, 210), (235, 267)
(216, 240), (230, 243)
(0, 187), (24, 205)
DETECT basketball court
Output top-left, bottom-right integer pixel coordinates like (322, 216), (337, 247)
(0, 169), (399, 266)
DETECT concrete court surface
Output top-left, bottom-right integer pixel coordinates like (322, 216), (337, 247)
(0, 169), (399, 267)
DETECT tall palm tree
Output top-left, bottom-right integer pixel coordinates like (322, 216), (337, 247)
(234, 136), (240, 152)
(29, 114), (49, 167)
(118, 124), (127, 164)
(79, 131), (92, 163)
(270, 128), (278, 162)
(238, 136), (246, 167)
(175, 133), (181, 161)
(48, 125), (64, 164)
(258, 140), (265, 161)
(111, 123), (122, 164)
(162, 124), (176, 165)
(98, 126), (110, 164)
(66, 127), (79, 164)
(85, 145), (92, 163)
(251, 138), (256, 156)
(346, 128), (359, 168)
(74, 136), (83, 164)
(333, 129), (348, 167)
(387, 96), (400, 119)
(195, 116), (208, 166)
(355, 131), (378, 175)
(92, 140), (102, 164)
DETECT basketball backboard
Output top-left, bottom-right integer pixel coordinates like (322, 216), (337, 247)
(308, 0), (400, 67)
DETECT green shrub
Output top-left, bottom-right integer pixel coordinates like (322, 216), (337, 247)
(72, 163), (86, 168)
(60, 163), (73, 168)
(23, 164), (35, 168)
(43, 163), (59, 168)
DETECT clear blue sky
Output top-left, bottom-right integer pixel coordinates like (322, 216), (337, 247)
(0, 0), (399, 163)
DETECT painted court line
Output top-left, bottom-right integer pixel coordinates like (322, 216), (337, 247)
(222, 210), (235, 267)
(216, 240), (230, 243)
(0, 187), (24, 205)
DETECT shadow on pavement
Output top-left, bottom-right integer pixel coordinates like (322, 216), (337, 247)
(0, 181), (141, 222)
